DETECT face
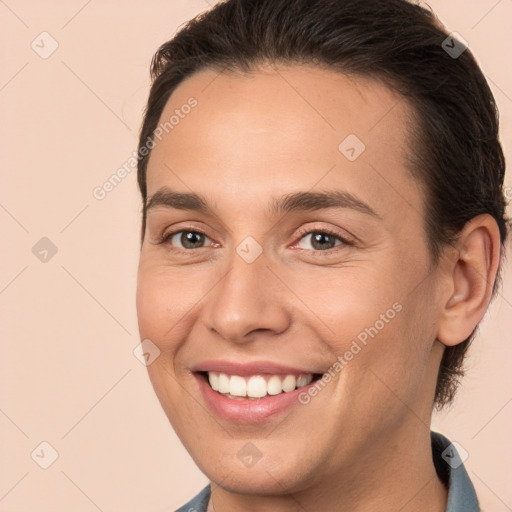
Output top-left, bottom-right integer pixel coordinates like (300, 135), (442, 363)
(136, 65), (446, 495)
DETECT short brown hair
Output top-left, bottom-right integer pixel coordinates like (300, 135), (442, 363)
(137, 0), (509, 408)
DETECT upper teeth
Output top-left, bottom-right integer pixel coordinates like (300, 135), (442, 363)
(207, 372), (313, 399)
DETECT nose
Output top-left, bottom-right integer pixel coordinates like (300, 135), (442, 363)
(201, 248), (291, 343)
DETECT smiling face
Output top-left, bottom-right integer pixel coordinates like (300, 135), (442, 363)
(136, 65), (447, 497)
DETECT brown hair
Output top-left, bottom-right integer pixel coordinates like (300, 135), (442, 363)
(137, 0), (509, 408)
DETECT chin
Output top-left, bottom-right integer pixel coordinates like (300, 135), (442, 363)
(190, 443), (316, 496)
(210, 467), (304, 495)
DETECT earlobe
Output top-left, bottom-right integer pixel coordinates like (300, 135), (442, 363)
(437, 214), (501, 347)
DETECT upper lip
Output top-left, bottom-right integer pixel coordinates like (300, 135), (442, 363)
(192, 360), (319, 376)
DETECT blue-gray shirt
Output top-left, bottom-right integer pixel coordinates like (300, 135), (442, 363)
(175, 431), (479, 511)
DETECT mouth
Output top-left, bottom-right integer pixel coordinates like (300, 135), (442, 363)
(198, 371), (323, 400)
(192, 360), (326, 422)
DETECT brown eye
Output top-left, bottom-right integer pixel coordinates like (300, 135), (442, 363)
(162, 230), (211, 250)
(296, 231), (346, 251)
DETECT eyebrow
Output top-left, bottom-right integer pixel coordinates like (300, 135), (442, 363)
(145, 186), (381, 218)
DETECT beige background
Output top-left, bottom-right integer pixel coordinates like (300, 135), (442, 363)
(0, 1), (510, 511)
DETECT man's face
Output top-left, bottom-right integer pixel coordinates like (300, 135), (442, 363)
(136, 65), (445, 493)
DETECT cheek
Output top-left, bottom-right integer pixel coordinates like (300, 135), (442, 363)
(135, 262), (204, 345)
(135, 276), (169, 344)
(344, 299), (436, 416)
(136, 268), (200, 427)
(307, 264), (433, 397)
(292, 263), (402, 339)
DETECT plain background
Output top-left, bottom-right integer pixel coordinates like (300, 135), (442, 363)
(0, 1), (510, 510)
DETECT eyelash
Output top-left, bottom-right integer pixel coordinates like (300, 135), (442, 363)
(294, 226), (354, 254)
(157, 226), (354, 255)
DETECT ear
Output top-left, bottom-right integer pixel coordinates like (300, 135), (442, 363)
(437, 214), (502, 347)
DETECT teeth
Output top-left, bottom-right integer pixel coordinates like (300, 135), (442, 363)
(209, 372), (219, 391)
(229, 375), (247, 397)
(282, 375), (296, 392)
(247, 376), (267, 398)
(267, 375), (282, 395)
(296, 375), (310, 387)
(218, 373), (230, 394)
(207, 372), (313, 399)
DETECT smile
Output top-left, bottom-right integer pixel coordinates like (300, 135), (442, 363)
(193, 361), (324, 422)
(206, 371), (315, 399)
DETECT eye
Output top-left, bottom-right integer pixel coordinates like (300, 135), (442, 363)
(156, 226), (353, 254)
(294, 228), (352, 252)
(160, 229), (212, 250)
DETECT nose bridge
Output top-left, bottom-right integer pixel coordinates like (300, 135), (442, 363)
(203, 244), (290, 342)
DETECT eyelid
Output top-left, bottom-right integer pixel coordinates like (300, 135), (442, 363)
(152, 219), (210, 242)
(158, 227), (214, 250)
(290, 224), (355, 252)
(155, 223), (354, 257)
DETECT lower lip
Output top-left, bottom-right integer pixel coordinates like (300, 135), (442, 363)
(195, 373), (317, 423)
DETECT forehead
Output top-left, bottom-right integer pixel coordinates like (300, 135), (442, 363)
(145, 64), (420, 220)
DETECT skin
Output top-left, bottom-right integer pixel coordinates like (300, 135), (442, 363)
(136, 64), (501, 512)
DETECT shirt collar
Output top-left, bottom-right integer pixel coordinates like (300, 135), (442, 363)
(431, 431), (480, 511)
